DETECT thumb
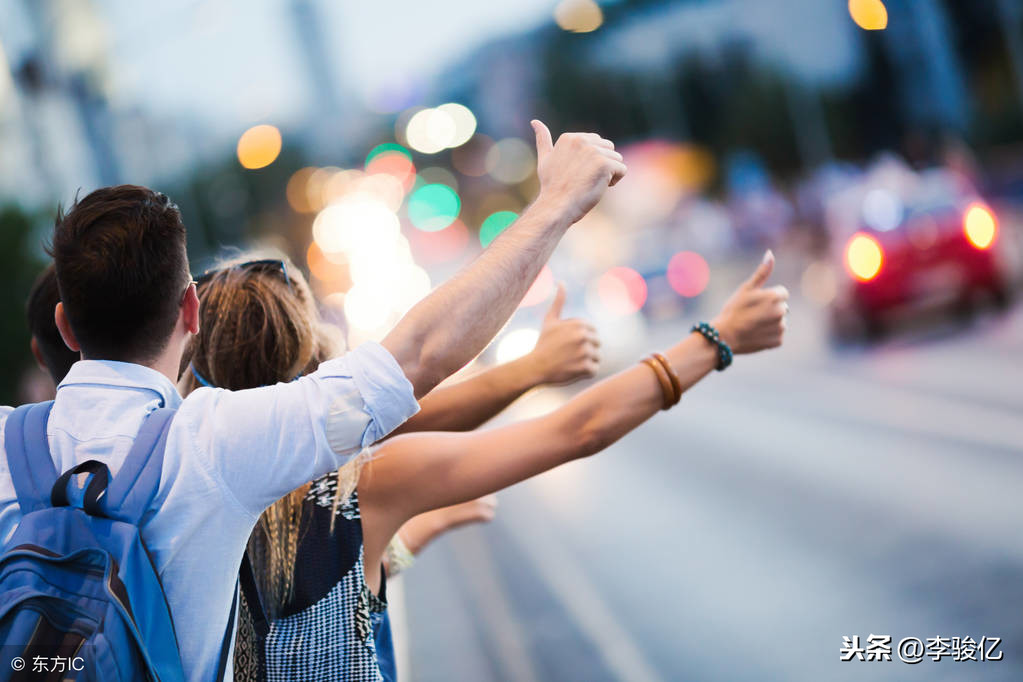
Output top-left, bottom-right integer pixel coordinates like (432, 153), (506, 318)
(531, 119), (554, 161)
(744, 249), (775, 289)
(545, 282), (566, 321)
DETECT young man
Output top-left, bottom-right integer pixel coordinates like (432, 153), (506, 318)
(0, 122), (625, 680)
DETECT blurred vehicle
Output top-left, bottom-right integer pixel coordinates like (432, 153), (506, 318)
(826, 163), (1010, 339)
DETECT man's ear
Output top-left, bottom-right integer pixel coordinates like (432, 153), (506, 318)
(181, 282), (200, 335)
(54, 302), (81, 352)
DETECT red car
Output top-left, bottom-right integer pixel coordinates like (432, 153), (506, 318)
(830, 171), (1010, 339)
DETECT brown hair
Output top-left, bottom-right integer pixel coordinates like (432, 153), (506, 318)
(50, 185), (190, 363)
(26, 263), (80, 384)
(180, 253), (358, 616)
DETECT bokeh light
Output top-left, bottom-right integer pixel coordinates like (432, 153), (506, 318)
(555, 0), (604, 33)
(408, 219), (470, 264)
(848, 0), (888, 30)
(357, 173), (407, 213)
(406, 108), (456, 154)
(408, 184), (461, 232)
(313, 196), (400, 255)
(479, 211), (518, 247)
(237, 124), (282, 169)
(963, 203), (997, 249)
(366, 151), (416, 191)
(845, 232), (884, 281)
(862, 188), (902, 231)
(306, 166), (342, 211)
(606, 141), (714, 225)
(286, 167), (319, 213)
(666, 251), (710, 297)
(344, 283), (392, 331)
(596, 267), (647, 315)
(306, 241), (351, 290)
(520, 266), (555, 308)
(436, 103), (477, 148)
(365, 143), (412, 166)
(496, 329), (540, 365)
(418, 167), (459, 190)
(485, 138), (535, 184)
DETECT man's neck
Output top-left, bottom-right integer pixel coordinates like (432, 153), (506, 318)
(148, 351), (185, 385)
(84, 340), (184, 386)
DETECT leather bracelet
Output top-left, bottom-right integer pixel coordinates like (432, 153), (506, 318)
(641, 357), (675, 411)
(650, 353), (682, 406)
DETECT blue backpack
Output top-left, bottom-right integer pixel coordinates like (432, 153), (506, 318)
(0, 402), (237, 682)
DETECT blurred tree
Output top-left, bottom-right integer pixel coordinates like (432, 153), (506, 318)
(0, 205), (49, 405)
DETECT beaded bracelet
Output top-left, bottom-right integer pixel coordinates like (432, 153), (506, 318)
(691, 321), (733, 371)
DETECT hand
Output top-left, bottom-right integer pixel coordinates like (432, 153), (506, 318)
(446, 495), (498, 527)
(531, 120), (627, 225)
(711, 250), (788, 354)
(527, 283), (601, 385)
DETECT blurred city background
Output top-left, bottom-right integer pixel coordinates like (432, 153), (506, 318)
(2, 0), (1022, 680)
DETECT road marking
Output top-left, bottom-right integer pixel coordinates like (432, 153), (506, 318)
(448, 528), (542, 682)
(497, 500), (667, 682)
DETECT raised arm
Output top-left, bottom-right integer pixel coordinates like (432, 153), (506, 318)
(391, 284), (599, 434)
(360, 253), (788, 591)
(383, 496), (498, 575)
(382, 122), (625, 398)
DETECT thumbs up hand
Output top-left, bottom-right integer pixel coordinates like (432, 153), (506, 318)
(710, 250), (789, 354)
(531, 120), (626, 226)
(525, 283), (601, 385)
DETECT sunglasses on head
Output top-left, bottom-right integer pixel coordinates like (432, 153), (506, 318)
(194, 258), (292, 289)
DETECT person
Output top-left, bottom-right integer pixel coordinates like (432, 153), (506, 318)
(24, 261), (510, 585)
(180, 262), (599, 681)
(25, 264), (80, 386)
(186, 248), (787, 680)
(0, 121), (627, 680)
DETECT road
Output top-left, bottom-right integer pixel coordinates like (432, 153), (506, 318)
(400, 292), (1023, 682)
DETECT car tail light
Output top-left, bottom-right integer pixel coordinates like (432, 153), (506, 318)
(963, 203), (997, 250)
(845, 232), (884, 282)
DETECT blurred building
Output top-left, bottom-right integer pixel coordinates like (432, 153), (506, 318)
(0, 0), (206, 205)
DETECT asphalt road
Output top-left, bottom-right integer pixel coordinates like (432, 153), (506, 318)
(401, 296), (1023, 682)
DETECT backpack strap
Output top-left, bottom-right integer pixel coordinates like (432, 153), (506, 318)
(241, 551), (270, 639)
(217, 579), (240, 682)
(4, 402), (58, 515)
(101, 407), (177, 524)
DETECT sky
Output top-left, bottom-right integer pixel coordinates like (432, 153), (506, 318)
(98, 0), (559, 136)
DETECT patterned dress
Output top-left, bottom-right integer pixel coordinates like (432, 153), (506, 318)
(234, 475), (389, 681)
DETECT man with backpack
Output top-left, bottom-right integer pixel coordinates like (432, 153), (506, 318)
(0, 122), (626, 680)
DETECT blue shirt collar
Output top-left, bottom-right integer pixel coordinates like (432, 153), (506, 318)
(58, 360), (184, 409)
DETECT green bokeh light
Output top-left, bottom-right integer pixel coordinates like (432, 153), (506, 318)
(408, 184), (461, 232)
(479, 211), (518, 247)
(365, 143), (412, 167)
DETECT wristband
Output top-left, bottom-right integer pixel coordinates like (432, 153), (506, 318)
(384, 534), (416, 576)
(691, 322), (733, 371)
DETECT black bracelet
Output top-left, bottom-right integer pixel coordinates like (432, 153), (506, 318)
(691, 322), (733, 371)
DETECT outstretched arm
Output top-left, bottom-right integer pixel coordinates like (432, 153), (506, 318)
(384, 496), (498, 575)
(381, 122), (625, 399)
(391, 284), (599, 434)
(360, 253), (788, 592)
